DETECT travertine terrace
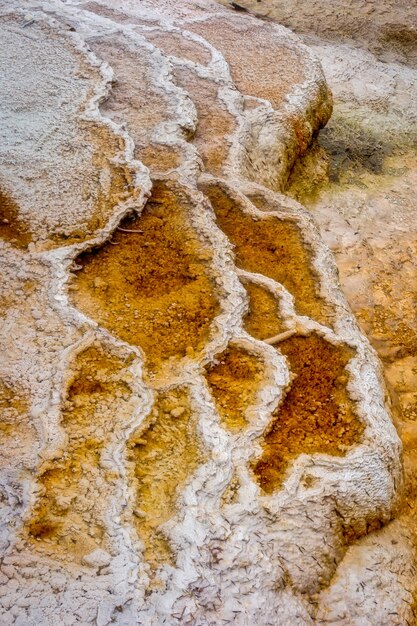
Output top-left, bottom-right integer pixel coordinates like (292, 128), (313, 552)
(218, 1), (417, 622)
(0, 0), (407, 624)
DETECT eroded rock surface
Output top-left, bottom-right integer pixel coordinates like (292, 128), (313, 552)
(219, 1), (417, 623)
(0, 1), (404, 624)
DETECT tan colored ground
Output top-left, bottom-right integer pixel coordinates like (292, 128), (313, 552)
(0, 0), (410, 624)
(127, 386), (203, 574)
(205, 345), (264, 431)
(201, 180), (332, 324)
(218, 1), (417, 622)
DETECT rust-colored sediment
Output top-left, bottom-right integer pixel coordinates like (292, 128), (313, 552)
(187, 18), (304, 110)
(253, 334), (363, 493)
(243, 280), (286, 340)
(71, 181), (219, 373)
(173, 68), (235, 175)
(26, 345), (134, 561)
(201, 182), (330, 324)
(0, 188), (32, 249)
(127, 387), (202, 572)
(145, 31), (211, 65)
(205, 345), (264, 431)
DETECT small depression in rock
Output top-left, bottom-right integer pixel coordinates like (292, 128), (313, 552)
(127, 387), (203, 574)
(201, 182), (331, 325)
(26, 345), (134, 561)
(71, 181), (220, 373)
(253, 334), (363, 493)
(243, 280), (286, 340)
(0, 188), (32, 249)
(205, 345), (264, 432)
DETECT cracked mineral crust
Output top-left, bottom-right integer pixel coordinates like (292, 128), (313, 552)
(0, 0), (410, 624)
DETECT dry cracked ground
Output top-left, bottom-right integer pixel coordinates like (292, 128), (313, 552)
(0, 0), (415, 624)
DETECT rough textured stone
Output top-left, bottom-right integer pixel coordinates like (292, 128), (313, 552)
(219, 1), (417, 623)
(0, 0), (406, 624)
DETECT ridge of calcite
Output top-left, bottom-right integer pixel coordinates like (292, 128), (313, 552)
(0, 1), (402, 624)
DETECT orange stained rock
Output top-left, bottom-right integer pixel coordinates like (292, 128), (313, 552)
(187, 18), (304, 110)
(205, 345), (264, 431)
(253, 334), (363, 493)
(127, 388), (203, 573)
(201, 181), (331, 324)
(71, 181), (219, 373)
(173, 68), (235, 174)
(26, 345), (134, 561)
(145, 30), (211, 65)
(0, 188), (32, 249)
(243, 280), (286, 340)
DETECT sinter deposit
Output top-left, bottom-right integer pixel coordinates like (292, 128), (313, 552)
(0, 0), (413, 624)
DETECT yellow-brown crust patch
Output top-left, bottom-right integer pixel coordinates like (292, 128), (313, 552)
(205, 345), (264, 431)
(71, 181), (219, 373)
(253, 334), (363, 492)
